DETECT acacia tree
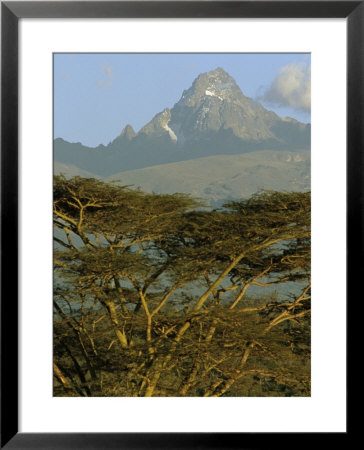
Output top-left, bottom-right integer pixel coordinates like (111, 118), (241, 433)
(135, 191), (310, 396)
(54, 175), (205, 395)
(54, 175), (197, 339)
(54, 176), (311, 397)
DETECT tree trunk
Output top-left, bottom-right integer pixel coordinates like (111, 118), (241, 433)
(104, 300), (128, 349)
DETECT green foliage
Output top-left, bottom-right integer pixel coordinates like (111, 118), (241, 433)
(53, 176), (311, 397)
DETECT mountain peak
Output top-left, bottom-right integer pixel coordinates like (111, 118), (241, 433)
(139, 108), (178, 141)
(197, 67), (234, 83)
(119, 124), (136, 140)
(196, 67), (238, 90)
(141, 108), (171, 130)
(55, 66), (310, 177)
(177, 68), (243, 109)
(169, 67), (265, 141)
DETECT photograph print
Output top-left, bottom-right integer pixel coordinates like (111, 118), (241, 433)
(53, 53), (311, 397)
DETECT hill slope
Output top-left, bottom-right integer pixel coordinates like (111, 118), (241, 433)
(106, 150), (310, 205)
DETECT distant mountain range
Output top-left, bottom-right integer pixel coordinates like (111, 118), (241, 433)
(54, 67), (310, 202)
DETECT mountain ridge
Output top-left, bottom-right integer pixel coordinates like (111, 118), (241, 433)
(54, 67), (310, 178)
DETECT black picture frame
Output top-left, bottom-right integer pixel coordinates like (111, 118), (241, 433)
(1, 1), (358, 448)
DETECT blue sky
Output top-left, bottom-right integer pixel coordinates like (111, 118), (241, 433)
(54, 53), (311, 147)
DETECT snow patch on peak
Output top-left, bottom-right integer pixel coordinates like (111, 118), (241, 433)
(163, 122), (178, 141)
(171, 123), (186, 148)
(205, 90), (223, 100)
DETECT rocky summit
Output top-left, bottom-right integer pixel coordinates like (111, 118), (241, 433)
(54, 67), (310, 184)
(171, 67), (287, 143)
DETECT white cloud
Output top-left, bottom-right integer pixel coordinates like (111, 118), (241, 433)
(97, 65), (113, 90)
(260, 62), (311, 112)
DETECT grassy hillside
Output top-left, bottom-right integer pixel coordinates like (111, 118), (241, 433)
(106, 150), (310, 204)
